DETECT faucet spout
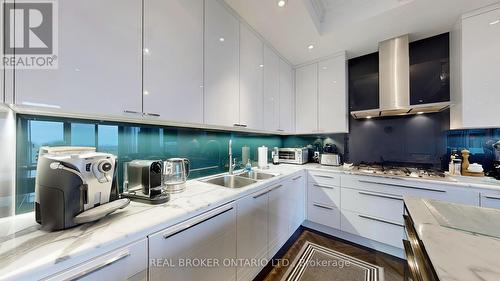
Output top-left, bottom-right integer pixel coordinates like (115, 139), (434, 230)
(229, 139), (235, 175)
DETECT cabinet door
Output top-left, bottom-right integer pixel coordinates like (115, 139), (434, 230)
(295, 64), (318, 133)
(318, 54), (348, 133)
(149, 204), (236, 281)
(143, 0), (203, 123)
(289, 173), (306, 232)
(236, 189), (268, 281)
(461, 8), (500, 128)
(263, 46), (280, 131)
(279, 59), (294, 133)
(44, 239), (148, 281)
(204, 0), (239, 127)
(14, 0), (142, 116)
(268, 182), (290, 259)
(239, 24), (264, 130)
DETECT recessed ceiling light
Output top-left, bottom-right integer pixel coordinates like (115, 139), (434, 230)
(143, 48), (150, 54)
(366, 116), (372, 119)
(277, 0), (286, 7)
(490, 20), (500, 25)
(259, 64), (264, 68)
(307, 44), (315, 50)
(417, 111), (424, 115)
(219, 37), (225, 42)
(143, 90), (149, 96)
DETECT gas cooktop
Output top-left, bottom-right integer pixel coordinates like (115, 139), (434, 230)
(353, 163), (447, 180)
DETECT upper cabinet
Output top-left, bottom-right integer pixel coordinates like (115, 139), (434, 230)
(296, 52), (348, 134)
(451, 5), (500, 129)
(239, 24), (264, 130)
(348, 53), (379, 112)
(278, 59), (295, 133)
(263, 46), (280, 132)
(143, 0), (203, 124)
(14, 0), (142, 117)
(295, 63), (318, 134)
(204, 0), (240, 128)
(318, 55), (348, 133)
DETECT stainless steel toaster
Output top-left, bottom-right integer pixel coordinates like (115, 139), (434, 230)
(320, 154), (341, 166)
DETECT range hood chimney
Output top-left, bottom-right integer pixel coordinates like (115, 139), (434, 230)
(351, 35), (450, 119)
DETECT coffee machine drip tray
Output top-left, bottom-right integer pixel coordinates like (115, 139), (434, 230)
(424, 199), (500, 239)
(121, 191), (169, 205)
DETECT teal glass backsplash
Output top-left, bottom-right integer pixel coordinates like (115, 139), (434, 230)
(15, 115), (282, 214)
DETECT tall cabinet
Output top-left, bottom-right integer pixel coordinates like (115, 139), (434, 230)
(204, 0), (240, 127)
(295, 52), (348, 134)
(451, 4), (500, 129)
(143, 0), (203, 124)
(239, 24), (264, 130)
(14, 0), (142, 117)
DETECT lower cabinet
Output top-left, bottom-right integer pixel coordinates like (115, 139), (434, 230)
(149, 204), (237, 281)
(480, 191), (500, 209)
(307, 172), (341, 229)
(43, 238), (148, 281)
(236, 172), (306, 281)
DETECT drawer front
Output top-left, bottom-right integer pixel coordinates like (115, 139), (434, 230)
(149, 204), (236, 281)
(308, 171), (341, 187)
(307, 202), (341, 229)
(342, 175), (479, 206)
(481, 193), (500, 209)
(341, 187), (404, 223)
(341, 209), (404, 249)
(308, 182), (340, 208)
(43, 239), (148, 281)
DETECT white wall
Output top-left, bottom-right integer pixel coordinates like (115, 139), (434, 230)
(0, 106), (16, 218)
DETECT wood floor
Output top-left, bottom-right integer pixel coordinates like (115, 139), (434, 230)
(258, 228), (405, 281)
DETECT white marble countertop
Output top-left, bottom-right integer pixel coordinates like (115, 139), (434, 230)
(404, 196), (500, 281)
(0, 162), (498, 280)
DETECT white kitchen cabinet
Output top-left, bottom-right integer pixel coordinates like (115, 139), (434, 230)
(14, 0), (142, 117)
(263, 46), (280, 132)
(143, 0), (203, 124)
(295, 63), (318, 134)
(267, 182), (289, 259)
(480, 191), (500, 210)
(239, 24), (264, 130)
(318, 54), (348, 133)
(236, 187), (269, 281)
(307, 172), (341, 229)
(204, 0), (240, 127)
(43, 239), (148, 281)
(289, 173), (306, 231)
(279, 59), (295, 133)
(451, 4), (500, 129)
(149, 204), (237, 281)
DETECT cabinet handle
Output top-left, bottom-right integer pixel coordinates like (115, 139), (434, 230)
(277, 129), (285, 132)
(313, 203), (334, 210)
(315, 175), (335, 179)
(358, 191), (403, 201)
(270, 184), (283, 191)
(358, 180), (446, 193)
(358, 214), (404, 227)
(123, 110), (143, 115)
(233, 124), (248, 128)
(253, 190), (270, 199)
(313, 184), (334, 189)
(143, 112), (160, 117)
(484, 195), (500, 200)
(44, 250), (130, 280)
(292, 176), (302, 181)
(162, 205), (233, 239)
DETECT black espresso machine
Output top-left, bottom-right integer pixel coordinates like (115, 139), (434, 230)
(35, 146), (130, 231)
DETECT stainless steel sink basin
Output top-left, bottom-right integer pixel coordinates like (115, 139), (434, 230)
(237, 171), (278, 180)
(203, 175), (257, 188)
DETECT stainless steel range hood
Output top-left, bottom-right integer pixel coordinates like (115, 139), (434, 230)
(351, 35), (450, 119)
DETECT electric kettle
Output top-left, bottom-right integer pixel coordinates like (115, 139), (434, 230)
(163, 158), (190, 193)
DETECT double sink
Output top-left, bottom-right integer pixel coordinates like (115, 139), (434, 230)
(202, 171), (279, 188)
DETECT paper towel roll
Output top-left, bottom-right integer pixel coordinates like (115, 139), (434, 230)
(242, 146), (250, 165)
(258, 146), (268, 169)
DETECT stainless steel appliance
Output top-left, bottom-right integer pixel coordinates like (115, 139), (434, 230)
(320, 154), (341, 166)
(278, 148), (309, 165)
(35, 146), (130, 231)
(163, 158), (190, 193)
(122, 160), (169, 204)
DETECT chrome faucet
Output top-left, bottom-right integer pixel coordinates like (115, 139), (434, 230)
(228, 139), (237, 175)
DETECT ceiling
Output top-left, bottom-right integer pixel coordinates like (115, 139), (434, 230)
(224, 0), (499, 65)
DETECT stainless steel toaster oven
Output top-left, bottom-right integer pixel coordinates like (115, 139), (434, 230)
(278, 148), (309, 165)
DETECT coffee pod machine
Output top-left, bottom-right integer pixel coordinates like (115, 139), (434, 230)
(122, 160), (170, 204)
(35, 147), (130, 231)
